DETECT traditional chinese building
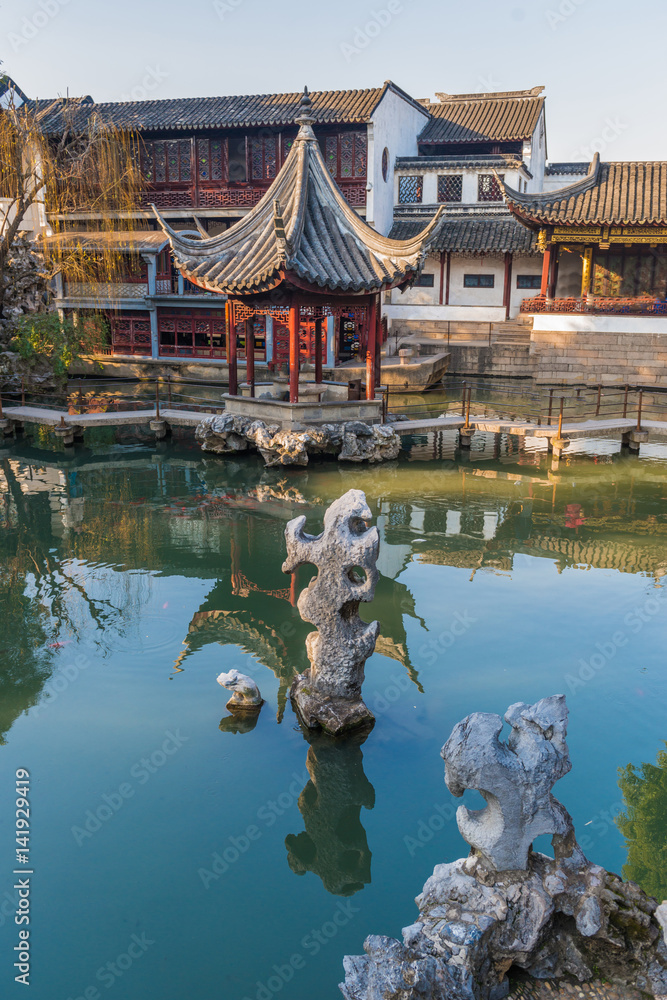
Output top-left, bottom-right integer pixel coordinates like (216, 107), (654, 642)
(384, 89), (547, 336)
(155, 90), (440, 407)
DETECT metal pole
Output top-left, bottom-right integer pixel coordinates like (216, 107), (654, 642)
(623, 384), (629, 419)
(461, 382), (468, 417)
(558, 397), (564, 438)
(595, 383), (602, 416)
(465, 387), (472, 429)
(547, 388), (554, 426)
(636, 390), (643, 431)
(21, 378), (25, 407)
(0, 393), (3, 418)
(155, 380), (160, 419)
(168, 375), (172, 408)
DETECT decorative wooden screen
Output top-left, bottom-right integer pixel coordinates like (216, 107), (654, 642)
(438, 175), (462, 202)
(157, 309), (226, 359)
(478, 174), (504, 202)
(142, 140), (192, 186)
(321, 133), (367, 181)
(109, 313), (152, 356)
(197, 138), (225, 182)
(251, 136), (279, 181)
(398, 176), (423, 204)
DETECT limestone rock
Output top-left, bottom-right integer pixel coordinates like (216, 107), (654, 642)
(443, 695), (575, 872)
(195, 415), (399, 466)
(283, 489), (379, 735)
(340, 696), (667, 999)
(216, 669), (263, 711)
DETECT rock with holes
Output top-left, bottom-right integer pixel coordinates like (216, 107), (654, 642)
(340, 697), (667, 1000)
(283, 489), (379, 735)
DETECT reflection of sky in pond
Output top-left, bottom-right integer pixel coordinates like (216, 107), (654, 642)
(0, 435), (666, 1000)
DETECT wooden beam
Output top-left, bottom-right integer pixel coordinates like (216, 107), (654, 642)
(245, 318), (255, 397)
(226, 300), (238, 396)
(289, 302), (299, 403)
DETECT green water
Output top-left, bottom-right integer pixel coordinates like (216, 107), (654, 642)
(1, 429), (667, 1000)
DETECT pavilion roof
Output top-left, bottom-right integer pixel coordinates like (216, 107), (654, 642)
(389, 215), (538, 254)
(154, 94), (442, 296)
(29, 82), (426, 135)
(418, 88), (545, 145)
(503, 156), (667, 227)
(42, 230), (169, 254)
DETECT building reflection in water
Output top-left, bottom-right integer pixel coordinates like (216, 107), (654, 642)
(285, 728), (375, 896)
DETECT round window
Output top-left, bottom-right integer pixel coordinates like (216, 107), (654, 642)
(382, 147), (389, 183)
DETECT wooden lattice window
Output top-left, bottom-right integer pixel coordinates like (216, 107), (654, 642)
(438, 175), (462, 203)
(142, 140), (191, 185)
(478, 174), (504, 202)
(322, 132), (367, 180)
(251, 136), (279, 181)
(282, 136), (295, 162)
(197, 138), (225, 182)
(398, 176), (423, 204)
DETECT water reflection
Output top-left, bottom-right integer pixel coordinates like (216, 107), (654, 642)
(617, 742), (667, 902)
(285, 728), (374, 896)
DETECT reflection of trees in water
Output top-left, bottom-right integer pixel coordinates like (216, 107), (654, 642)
(0, 458), (152, 742)
(285, 729), (374, 896)
(617, 743), (667, 902)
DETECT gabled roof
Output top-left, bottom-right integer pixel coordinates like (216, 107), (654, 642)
(30, 81), (426, 135)
(418, 88), (545, 145)
(155, 92), (442, 296)
(389, 215), (538, 254)
(503, 156), (667, 227)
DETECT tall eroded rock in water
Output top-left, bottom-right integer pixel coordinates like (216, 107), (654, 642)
(283, 489), (379, 735)
(341, 696), (667, 1000)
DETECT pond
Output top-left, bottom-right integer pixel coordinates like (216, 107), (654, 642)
(1, 430), (666, 1000)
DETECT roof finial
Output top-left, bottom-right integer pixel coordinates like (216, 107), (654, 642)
(295, 85), (315, 127)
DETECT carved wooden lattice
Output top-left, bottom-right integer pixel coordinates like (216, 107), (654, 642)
(110, 315), (151, 356)
(325, 136), (338, 177)
(398, 176), (423, 204)
(438, 174), (462, 203)
(197, 138), (225, 182)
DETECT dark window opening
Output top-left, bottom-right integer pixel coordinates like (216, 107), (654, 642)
(464, 274), (495, 288)
(517, 274), (541, 289)
(415, 273), (435, 287)
(228, 137), (248, 183)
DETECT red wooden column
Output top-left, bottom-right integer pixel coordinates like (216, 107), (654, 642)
(548, 247), (559, 299)
(366, 295), (379, 400)
(540, 246), (552, 298)
(503, 252), (513, 319)
(245, 318), (255, 397)
(314, 317), (323, 385)
(288, 301), (300, 403)
(226, 300), (238, 396)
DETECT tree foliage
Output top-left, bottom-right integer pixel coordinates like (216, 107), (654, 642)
(617, 743), (667, 902)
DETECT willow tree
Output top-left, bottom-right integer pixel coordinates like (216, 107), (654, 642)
(0, 84), (145, 376)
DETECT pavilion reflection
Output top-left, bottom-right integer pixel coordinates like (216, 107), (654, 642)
(285, 727), (375, 896)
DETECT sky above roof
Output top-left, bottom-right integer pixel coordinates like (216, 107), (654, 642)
(3, 0), (664, 161)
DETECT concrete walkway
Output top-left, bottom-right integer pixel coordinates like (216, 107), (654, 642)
(2, 405), (219, 429)
(394, 414), (667, 440)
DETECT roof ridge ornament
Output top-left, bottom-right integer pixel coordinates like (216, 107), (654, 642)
(295, 86), (316, 139)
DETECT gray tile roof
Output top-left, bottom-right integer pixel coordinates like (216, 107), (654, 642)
(42, 230), (169, 253)
(155, 109), (442, 295)
(504, 156), (667, 226)
(544, 162), (590, 176)
(419, 91), (544, 145)
(389, 215), (538, 254)
(30, 82), (425, 135)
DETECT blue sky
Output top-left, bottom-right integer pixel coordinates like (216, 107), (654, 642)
(3, 0), (665, 161)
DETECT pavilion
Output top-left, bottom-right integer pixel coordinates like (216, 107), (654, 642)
(501, 155), (667, 312)
(154, 89), (441, 410)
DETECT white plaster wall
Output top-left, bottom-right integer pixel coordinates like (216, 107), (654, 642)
(384, 303), (507, 323)
(448, 256), (505, 307)
(369, 88), (430, 234)
(394, 166), (525, 206)
(0, 197), (48, 238)
(510, 259), (543, 316)
(542, 169), (588, 193)
(389, 256), (441, 305)
(532, 315), (667, 334)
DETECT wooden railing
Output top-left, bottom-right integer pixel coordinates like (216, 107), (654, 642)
(521, 295), (667, 316)
(142, 181), (367, 211)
